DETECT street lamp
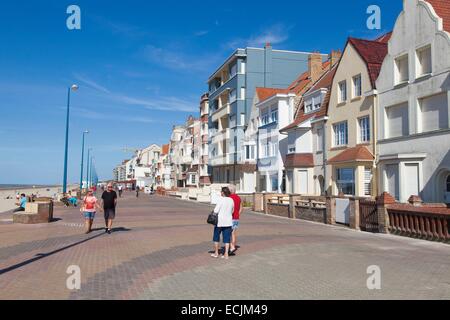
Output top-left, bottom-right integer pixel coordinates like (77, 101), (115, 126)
(79, 130), (89, 194)
(86, 148), (92, 190)
(62, 84), (79, 195)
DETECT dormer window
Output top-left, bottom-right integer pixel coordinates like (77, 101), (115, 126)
(416, 45), (432, 77)
(395, 54), (409, 84)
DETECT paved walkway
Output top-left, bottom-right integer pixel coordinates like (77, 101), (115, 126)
(0, 193), (449, 300)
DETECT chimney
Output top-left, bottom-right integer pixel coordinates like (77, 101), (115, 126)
(329, 50), (342, 68)
(265, 42), (272, 49)
(308, 52), (322, 83)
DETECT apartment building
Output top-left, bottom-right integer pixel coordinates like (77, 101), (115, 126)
(376, 0), (450, 203)
(325, 36), (389, 198)
(208, 43), (327, 188)
(169, 125), (185, 188)
(199, 93), (211, 186)
(158, 144), (171, 189)
(134, 144), (161, 188)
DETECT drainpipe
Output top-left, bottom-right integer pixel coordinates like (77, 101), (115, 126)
(373, 93), (379, 197)
(323, 120), (328, 196)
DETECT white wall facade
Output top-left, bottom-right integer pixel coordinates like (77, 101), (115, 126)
(257, 94), (295, 193)
(376, 0), (450, 203)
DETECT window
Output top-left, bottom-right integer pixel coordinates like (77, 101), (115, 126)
(229, 89), (237, 102)
(240, 87), (246, 100)
(359, 116), (370, 143)
(271, 108), (278, 123)
(364, 168), (373, 196)
(271, 142), (278, 157)
(395, 54), (409, 84)
(419, 93), (449, 132)
(447, 175), (450, 192)
(190, 174), (197, 185)
(305, 104), (313, 113)
(230, 62), (237, 78)
(385, 164), (400, 200)
(271, 175), (279, 192)
(417, 45), (432, 77)
(317, 128), (323, 152)
(261, 111), (270, 126)
(288, 145), (296, 154)
(262, 141), (270, 158)
(333, 121), (348, 146)
(240, 113), (246, 126)
(244, 145), (255, 160)
(353, 74), (362, 98)
(386, 103), (409, 138)
(337, 168), (355, 196)
(240, 61), (246, 74)
(338, 81), (347, 103)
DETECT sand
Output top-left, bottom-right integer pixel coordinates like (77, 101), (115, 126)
(0, 185), (79, 213)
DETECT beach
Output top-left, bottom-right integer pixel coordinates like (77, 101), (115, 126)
(0, 185), (79, 213)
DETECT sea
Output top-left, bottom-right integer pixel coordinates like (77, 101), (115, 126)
(0, 184), (58, 190)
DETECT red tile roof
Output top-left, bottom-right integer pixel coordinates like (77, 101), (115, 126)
(161, 144), (170, 156)
(280, 65), (337, 133)
(427, 0), (450, 33)
(348, 37), (388, 88)
(285, 153), (314, 168)
(328, 146), (375, 164)
(255, 88), (288, 102)
(375, 32), (392, 43)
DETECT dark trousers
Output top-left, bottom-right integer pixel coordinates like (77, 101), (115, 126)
(13, 207), (25, 213)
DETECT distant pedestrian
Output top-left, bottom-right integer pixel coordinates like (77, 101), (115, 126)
(81, 189), (101, 234)
(13, 194), (27, 213)
(101, 183), (118, 234)
(136, 186), (140, 198)
(211, 187), (234, 260)
(229, 185), (243, 254)
(118, 184), (123, 198)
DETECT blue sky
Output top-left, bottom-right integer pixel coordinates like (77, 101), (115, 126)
(0, 0), (403, 184)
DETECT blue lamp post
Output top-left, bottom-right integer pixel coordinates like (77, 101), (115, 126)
(79, 130), (89, 194)
(62, 84), (79, 195)
(86, 148), (92, 190)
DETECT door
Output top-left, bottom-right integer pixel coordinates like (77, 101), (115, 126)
(336, 198), (350, 225)
(404, 164), (420, 200)
(297, 170), (308, 195)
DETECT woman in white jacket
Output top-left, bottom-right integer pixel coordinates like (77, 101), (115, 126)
(211, 187), (234, 260)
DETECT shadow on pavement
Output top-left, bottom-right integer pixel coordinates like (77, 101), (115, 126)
(0, 231), (106, 276)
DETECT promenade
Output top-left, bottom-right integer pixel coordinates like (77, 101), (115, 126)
(0, 193), (449, 300)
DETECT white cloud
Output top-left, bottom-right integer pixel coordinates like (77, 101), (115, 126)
(194, 30), (209, 37)
(74, 74), (111, 94)
(226, 24), (292, 49)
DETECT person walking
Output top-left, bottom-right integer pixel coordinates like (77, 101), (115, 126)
(118, 184), (123, 198)
(101, 183), (118, 234)
(211, 187), (234, 260)
(81, 188), (101, 234)
(136, 186), (140, 198)
(229, 185), (243, 254)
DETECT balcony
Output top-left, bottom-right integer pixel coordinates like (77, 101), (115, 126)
(211, 129), (231, 145)
(211, 103), (231, 122)
(210, 153), (234, 166)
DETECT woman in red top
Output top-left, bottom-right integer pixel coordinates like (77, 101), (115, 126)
(81, 189), (102, 234)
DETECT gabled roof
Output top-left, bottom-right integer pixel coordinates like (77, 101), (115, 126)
(280, 64), (337, 133)
(255, 88), (288, 102)
(328, 146), (375, 164)
(347, 37), (389, 88)
(426, 0), (450, 32)
(375, 32), (392, 43)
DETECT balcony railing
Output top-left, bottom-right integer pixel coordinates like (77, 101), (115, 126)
(211, 103), (231, 122)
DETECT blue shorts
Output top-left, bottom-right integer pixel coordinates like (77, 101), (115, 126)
(213, 227), (232, 244)
(232, 220), (240, 231)
(84, 212), (96, 219)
